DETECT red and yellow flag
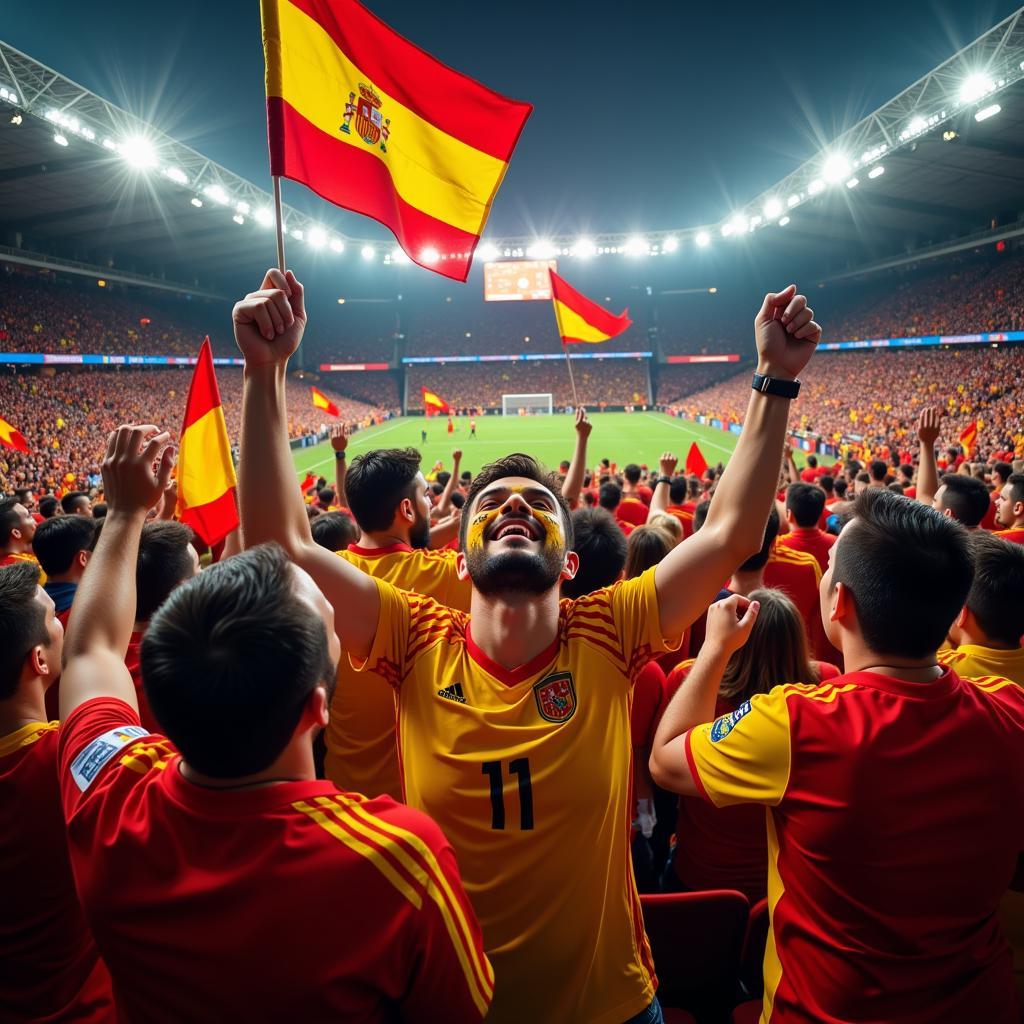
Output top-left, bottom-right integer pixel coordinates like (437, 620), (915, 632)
(549, 269), (632, 344)
(176, 338), (239, 546)
(0, 415), (30, 454)
(261, 0), (532, 282)
(422, 386), (451, 416)
(959, 420), (980, 458)
(311, 386), (340, 417)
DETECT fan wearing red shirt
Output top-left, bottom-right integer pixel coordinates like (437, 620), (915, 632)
(648, 456), (696, 539)
(32, 514), (96, 628)
(778, 482), (835, 573)
(653, 489), (1024, 1024)
(58, 424), (492, 1024)
(995, 473), (1024, 544)
(0, 561), (113, 1023)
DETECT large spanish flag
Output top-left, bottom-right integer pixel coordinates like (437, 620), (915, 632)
(422, 386), (451, 416)
(959, 420), (981, 458)
(176, 338), (239, 546)
(311, 385), (340, 417)
(0, 415), (30, 454)
(549, 269), (633, 344)
(261, 0), (532, 282)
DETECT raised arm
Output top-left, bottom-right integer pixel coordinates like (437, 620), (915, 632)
(654, 285), (820, 638)
(783, 443), (800, 485)
(331, 425), (348, 507)
(60, 425), (175, 719)
(561, 408), (592, 509)
(435, 449), (462, 519)
(916, 407), (942, 508)
(647, 451), (678, 520)
(235, 269), (379, 661)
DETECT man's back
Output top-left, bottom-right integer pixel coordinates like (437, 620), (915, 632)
(686, 669), (1024, 1023)
(59, 697), (491, 1024)
(777, 525), (835, 573)
(764, 544), (838, 662)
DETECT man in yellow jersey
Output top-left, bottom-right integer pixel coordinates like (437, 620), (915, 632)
(236, 268), (821, 1023)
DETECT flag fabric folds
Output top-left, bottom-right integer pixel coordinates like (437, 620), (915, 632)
(0, 415), (30, 454)
(311, 386), (340, 417)
(300, 471), (317, 493)
(261, 0), (532, 282)
(176, 338), (239, 547)
(959, 420), (980, 458)
(422, 387), (451, 416)
(685, 443), (708, 479)
(549, 269), (633, 344)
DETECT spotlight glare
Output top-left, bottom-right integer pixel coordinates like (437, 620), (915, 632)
(778, 216), (791, 227)
(846, 176), (860, 189)
(624, 236), (647, 257)
(203, 183), (230, 205)
(476, 242), (499, 261)
(808, 179), (825, 196)
(232, 214), (245, 225)
(337, 297), (346, 304)
(120, 135), (157, 170)
(959, 73), (995, 104)
(163, 166), (188, 185)
(868, 165), (885, 179)
(763, 197), (783, 220)
(391, 246), (409, 263)
(308, 226), (327, 249)
(787, 193), (801, 208)
(727, 214), (748, 236)
(420, 246), (439, 264)
(291, 229), (304, 241)
(822, 153), (851, 184)
(255, 207), (273, 227)
(662, 236), (679, 253)
(329, 238), (345, 253)
(235, 201), (251, 215)
(361, 244), (376, 261)
(695, 230), (711, 248)
(526, 239), (556, 259)
(574, 237), (597, 258)
(190, 197), (203, 208)
(975, 103), (1001, 122)
(53, 133), (69, 147)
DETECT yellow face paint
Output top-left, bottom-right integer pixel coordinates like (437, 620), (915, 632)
(468, 486), (565, 551)
(533, 509), (564, 549)
(467, 508), (499, 551)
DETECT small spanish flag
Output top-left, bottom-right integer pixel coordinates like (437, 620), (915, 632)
(311, 386), (340, 417)
(261, 0), (532, 281)
(176, 338), (239, 546)
(959, 420), (980, 458)
(0, 415), (29, 454)
(422, 386), (451, 416)
(549, 269), (632, 344)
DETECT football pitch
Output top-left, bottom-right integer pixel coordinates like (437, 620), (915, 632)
(291, 411), (751, 481)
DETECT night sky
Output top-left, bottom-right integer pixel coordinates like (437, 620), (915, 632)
(5, 0), (1019, 244)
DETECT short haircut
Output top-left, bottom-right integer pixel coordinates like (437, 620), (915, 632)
(38, 496), (60, 519)
(887, 482), (905, 494)
(834, 478), (848, 499)
(460, 453), (574, 551)
(0, 497), (22, 546)
(898, 464), (914, 482)
(562, 508), (626, 599)
(345, 448), (421, 533)
(856, 472), (870, 485)
(61, 491), (89, 514)
(807, 455), (818, 468)
(693, 499), (711, 532)
(669, 476), (687, 505)
(624, 525), (672, 580)
(786, 483), (825, 528)
(598, 482), (621, 511)
(993, 462), (1012, 485)
(820, 475), (835, 495)
(1006, 473), (1024, 508)
(938, 474), (991, 528)
(310, 512), (358, 552)
(869, 460), (888, 483)
(31, 515), (95, 575)
(624, 464), (641, 485)
(136, 521), (195, 622)
(141, 544), (334, 778)
(963, 532), (1024, 647)
(738, 505), (780, 572)
(450, 490), (466, 509)
(316, 487), (335, 506)
(833, 489), (973, 659)
(0, 562), (47, 700)
(92, 503), (107, 519)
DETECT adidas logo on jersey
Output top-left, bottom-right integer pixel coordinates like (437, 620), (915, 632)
(437, 683), (467, 704)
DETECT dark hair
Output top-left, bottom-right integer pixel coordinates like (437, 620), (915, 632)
(0, 497), (22, 546)
(39, 496), (60, 519)
(738, 506), (780, 572)
(833, 489), (973, 658)
(669, 476), (687, 504)
(1005, 473), (1024, 508)
(0, 562), (47, 700)
(345, 448), (422, 533)
(598, 482), (621, 511)
(868, 460), (888, 483)
(624, 525), (672, 580)
(898, 464), (914, 482)
(310, 511), (358, 552)
(887, 482), (905, 494)
(92, 503), (107, 519)
(938, 474), (991, 528)
(141, 544), (335, 778)
(624, 463), (641, 485)
(460, 453), (574, 551)
(61, 491), (89, 514)
(993, 462), (1012, 485)
(693, 499), (711, 532)
(963, 532), (1024, 646)
(834, 478), (848, 499)
(450, 490), (466, 510)
(856, 472), (870, 485)
(31, 515), (96, 575)
(806, 455), (818, 468)
(786, 483), (825, 528)
(136, 521), (195, 622)
(687, 477), (701, 500)
(820, 475), (835, 495)
(562, 508), (626, 598)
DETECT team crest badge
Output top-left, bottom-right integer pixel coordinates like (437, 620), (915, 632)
(710, 700), (752, 743)
(534, 672), (577, 724)
(340, 84), (391, 153)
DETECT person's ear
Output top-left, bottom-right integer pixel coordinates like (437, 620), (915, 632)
(456, 550), (469, 581)
(561, 550), (579, 583)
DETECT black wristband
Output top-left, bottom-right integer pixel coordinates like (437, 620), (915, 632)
(656, 476), (672, 486)
(334, 451), (346, 460)
(751, 372), (801, 399)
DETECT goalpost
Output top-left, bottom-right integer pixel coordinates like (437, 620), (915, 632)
(501, 393), (554, 416)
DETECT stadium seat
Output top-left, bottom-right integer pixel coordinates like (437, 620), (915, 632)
(641, 890), (749, 1023)
(739, 897), (770, 1000)
(731, 1000), (762, 1024)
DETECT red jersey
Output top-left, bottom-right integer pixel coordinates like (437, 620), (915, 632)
(617, 496), (650, 528)
(664, 504), (695, 539)
(629, 660), (665, 830)
(58, 698), (492, 1023)
(1, 721), (112, 1022)
(994, 527), (1024, 545)
(764, 545), (839, 665)
(685, 669), (1024, 1023)
(777, 526), (836, 574)
(983, 497), (999, 531)
(123, 629), (161, 733)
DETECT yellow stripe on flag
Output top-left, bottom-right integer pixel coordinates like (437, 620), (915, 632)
(269, 0), (505, 236)
(553, 299), (615, 343)
(178, 406), (237, 509)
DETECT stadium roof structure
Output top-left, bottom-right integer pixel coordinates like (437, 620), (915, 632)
(2, 8), (1024, 292)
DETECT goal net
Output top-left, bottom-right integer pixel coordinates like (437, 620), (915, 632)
(502, 393), (553, 416)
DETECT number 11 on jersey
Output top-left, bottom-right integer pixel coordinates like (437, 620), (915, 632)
(481, 758), (534, 830)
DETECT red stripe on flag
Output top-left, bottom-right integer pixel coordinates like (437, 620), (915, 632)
(550, 270), (632, 339)
(283, 0), (532, 163)
(181, 337), (221, 431)
(268, 97), (479, 282)
(178, 487), (239, 549)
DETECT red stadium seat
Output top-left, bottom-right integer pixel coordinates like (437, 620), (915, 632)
(731, 1000), (762, 1024)
(641, 890), (749, 1022)
(739, 897), (770, 1000)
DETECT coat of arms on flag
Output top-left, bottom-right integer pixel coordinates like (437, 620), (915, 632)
(341, 83), (390, 151)
(533, 672), (577, 724)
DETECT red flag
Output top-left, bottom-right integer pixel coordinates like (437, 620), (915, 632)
(959, 420), (980, 458)
(549, 269), (632, 344)
(311, 386), (340, 417)
(300, 472), (317, 493)
(685, 442), (708, 478)
(422, 386), (451, 416)
(0, 415), (30, 454)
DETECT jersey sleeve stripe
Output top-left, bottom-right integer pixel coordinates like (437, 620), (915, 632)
(330, 794), (496, 1001)
(565, 630), (627, 667)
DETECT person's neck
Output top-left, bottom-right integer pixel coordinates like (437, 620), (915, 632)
(792, 524), (820, 534)
(728, 569), (764, 596)
(0, 683), (49, 734)
(1, 540), (28, 556)
(179, 737), (316, 790)
(841, 645), (944, 682)
(46, 570), (81, 585)
(956, 629), (1018, 652)
(356, 528), (410, 551)
(468, 587), (561, 671)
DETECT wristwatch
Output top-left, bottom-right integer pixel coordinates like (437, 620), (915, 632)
(334, 451), (346, 460)
(751, 372), (801, 399)
(656, 476), (672, 486)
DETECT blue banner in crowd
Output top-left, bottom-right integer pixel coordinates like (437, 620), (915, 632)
(402, 352), (652, 364)
(818, 330), (1024, 352)
(0, 353), (245, 366)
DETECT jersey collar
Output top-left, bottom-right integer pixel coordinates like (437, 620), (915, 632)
(842, 667), (959, 700)
(465, 625), (559, 687)
(347, 542), (413, 556)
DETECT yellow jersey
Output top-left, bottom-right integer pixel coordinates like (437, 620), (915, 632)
(359, 567), (679, 1024)
(325, 543), (471, 800)
(938, 644), (1024, 687)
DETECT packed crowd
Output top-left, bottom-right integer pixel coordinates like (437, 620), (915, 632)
(3, 271), (1023, 1024)
(655, 361), (753, 404)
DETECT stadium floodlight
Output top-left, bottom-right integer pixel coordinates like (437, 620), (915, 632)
(291, 229), (304, 241)
(904, 115), (928, 139)
(527, 239), (556, 259)
(662, 236), (679, 253)
(763, 197), (783, 220)
(307, 226), (327, 249)
(807, 179), (825, 196)
(959, 73), (995, 104)
(868, 164), (885, 179)
(329, 238), (345, 253)
(721, 223), (734, 238)
(390, 246), (409, 263)
(337, 298), (346, 304)
(232, 214), (245, 225)
(53, 133), (69, 147)
(975, 103), (1001, 122)
(573, 237), (598, 258)
(361, 244), (376, 261)
(822, 153), (851, 184)
(190, 197), (203, 208)
(255, 207), (273, 227)
(420, 246), (439, 264)
(787, 193), (801, 208)
(624, 236), (648, 256)
(102, 138), (117, 151)
(476, 242), (499, 261)
(10, 114), (22, 126)
(727, 214), (748, 236)
(203, 183), (230, 205)
(163, 166), (189, 185)
(120, 135), (158, 171)
(695, 230), (711, 248)
(748, 215), (762, 229)
(778, 216), (791, 227)
(846, 176), (860, 189)
(236, 201), (251, 215)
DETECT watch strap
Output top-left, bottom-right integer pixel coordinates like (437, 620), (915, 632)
(751, 372), (800, 399)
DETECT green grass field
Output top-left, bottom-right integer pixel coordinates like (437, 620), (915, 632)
(291, 412), (750, 481)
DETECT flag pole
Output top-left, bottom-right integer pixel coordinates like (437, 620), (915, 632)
(273, 175), (287, 272)
(562, 345), (580, 409)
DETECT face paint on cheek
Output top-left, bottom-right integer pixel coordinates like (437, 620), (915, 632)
(533, 509), (563, 549)
(467, 509), (499, 551)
